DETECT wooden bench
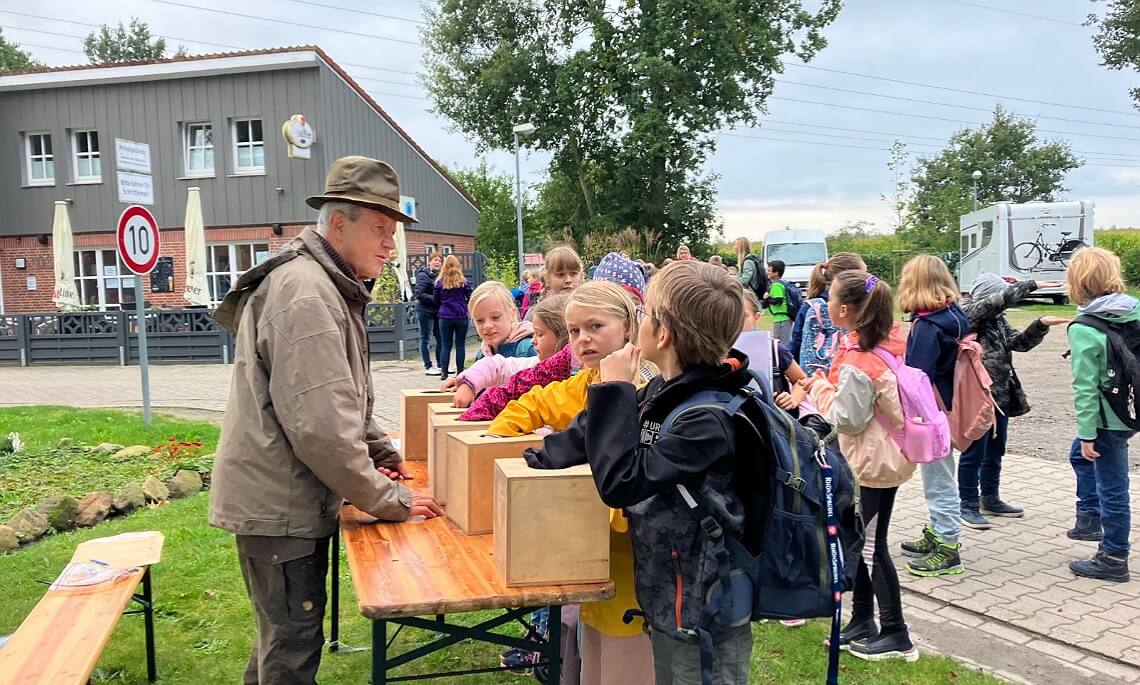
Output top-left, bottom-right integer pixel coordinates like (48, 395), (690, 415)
(0, 531), (164, 685)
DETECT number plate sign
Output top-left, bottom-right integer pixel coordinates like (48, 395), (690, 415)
(116, 205), (161, 275)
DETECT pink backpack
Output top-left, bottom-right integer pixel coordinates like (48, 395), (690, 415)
(948, 335), (997, 450)
(872, 348), (952, 464)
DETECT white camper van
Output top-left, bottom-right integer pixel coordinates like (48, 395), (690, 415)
(763, 228), (829, 289)
(958, 201), (1093, 304)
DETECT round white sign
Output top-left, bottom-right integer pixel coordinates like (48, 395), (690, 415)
(116, 205), (161, 275)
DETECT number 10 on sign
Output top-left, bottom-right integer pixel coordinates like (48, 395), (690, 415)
(116, 205), (161, 427)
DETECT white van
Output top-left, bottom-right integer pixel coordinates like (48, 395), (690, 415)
(958, 201), (1093, 304)
(763, 229), (828, 289)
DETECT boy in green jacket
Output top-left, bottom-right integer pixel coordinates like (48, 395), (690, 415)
(765, 259), (792, 343)
(1066, 247), (1140, 582)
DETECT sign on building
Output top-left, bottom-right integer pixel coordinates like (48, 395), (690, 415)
(115, 138), (152, 174)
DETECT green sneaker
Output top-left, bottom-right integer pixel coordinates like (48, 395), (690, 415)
(899, 524), (937, 558)
(906, 542), (965, 577)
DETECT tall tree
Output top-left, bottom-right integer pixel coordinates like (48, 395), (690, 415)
(0, 29), (43, 73)
(84, 19), (184, 64)
(1088, 0), (1140, 105)
(447, 161), (542, 263)
(900, 107), (1081, 255)
(421, 0), (840, 254)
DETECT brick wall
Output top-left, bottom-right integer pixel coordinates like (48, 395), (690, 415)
(0, 226), (475, 313)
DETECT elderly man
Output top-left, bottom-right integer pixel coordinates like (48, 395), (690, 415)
(211, 156), (442, 684)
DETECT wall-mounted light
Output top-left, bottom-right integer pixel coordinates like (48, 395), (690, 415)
(36, 234), (49, 246)
(63, 198), (74, 205)
(272, 223), (283, 236)
(15, 258), (26, 270)
(274, 187), (284, 194)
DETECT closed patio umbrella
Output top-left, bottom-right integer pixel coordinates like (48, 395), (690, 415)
(50, 200), (80, 310)
(182, 187), (211, 306)
(394, 220), (413, 302)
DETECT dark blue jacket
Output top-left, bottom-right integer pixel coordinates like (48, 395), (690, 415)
(413, 266), (439, 314)
(788, 289), (826, 358)
(905, 303), (968, 407)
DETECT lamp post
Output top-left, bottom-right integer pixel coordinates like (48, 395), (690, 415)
(512, 122), (536, 283)
(971, 169), (982, 212)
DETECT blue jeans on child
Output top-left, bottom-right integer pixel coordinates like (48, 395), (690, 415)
(958, 413), (1009, 507)
(920, 452), (960, 545)
(438, 317), (468, 375)
(1069, 430), (1134, 557)
(417, 309), (441, 370)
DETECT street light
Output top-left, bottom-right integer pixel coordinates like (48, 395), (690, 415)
(971, 169), (982, 212)
(512, 122), (536, 282)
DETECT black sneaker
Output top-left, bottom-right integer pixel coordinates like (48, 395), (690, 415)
(981, 497), (1024, 518)
(824, 616), (878, 651)
(1068, 513), (1104, 541)
(848, 629), (919, 662)
(961, 506), (992, 530)
(1070, 550), (1130, 583)
(900, 524), (937, 558)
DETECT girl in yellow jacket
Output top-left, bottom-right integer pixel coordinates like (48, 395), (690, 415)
(490, 279), (654, 685)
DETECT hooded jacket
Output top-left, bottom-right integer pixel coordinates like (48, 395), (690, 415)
(478, 320), (536, 360)
(810, 324), (915, 489)
(1070, 293), (1140, 440)
(209, 228), (412, 539)
(905, 303), (969, 407)
(459, 344), (579, 422)
(961, 279), (1049, 416)
(413, 265), (439, 314)
(529, 352), (752, 638)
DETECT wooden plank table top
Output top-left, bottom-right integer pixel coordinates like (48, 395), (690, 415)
(342, 461), (615, 620)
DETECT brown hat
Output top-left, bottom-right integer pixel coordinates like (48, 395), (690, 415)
(305, 156), (418, 223)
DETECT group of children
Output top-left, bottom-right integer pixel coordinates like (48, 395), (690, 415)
(418, 241), (1134, 683)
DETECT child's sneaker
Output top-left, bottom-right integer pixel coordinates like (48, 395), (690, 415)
(900, 524), (938, 558)
(961, 506), (992, 530)
(824, 616), (877, 651)
(848, 630), (919, 662)
(906, 541), (965, 577)
(780, 618), (806, 627)
(500, 647), (540, 674)
(981, 497), (1024, 518)
(1070, 550), (1130, 583)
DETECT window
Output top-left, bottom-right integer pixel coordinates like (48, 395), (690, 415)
(184, 122), (214, 176)
(232, 119), (265, 173)
(73, 249), (137, 310)
(961, 235), (970, 256)
(25, 132), (54, 185)
(425, 244), (437, 254)
(981, 220), (994, 249)
(764, 242), (828, 266)
(72, 130), (101, 182)
(206, 243), (270, 303)
(970, 233), (978, 249)
(443, 245), (455, 255)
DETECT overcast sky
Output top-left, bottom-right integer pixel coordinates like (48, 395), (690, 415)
(4, 0), (1139, 243)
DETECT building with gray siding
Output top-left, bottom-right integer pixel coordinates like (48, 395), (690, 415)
(0, 47), (478, 313)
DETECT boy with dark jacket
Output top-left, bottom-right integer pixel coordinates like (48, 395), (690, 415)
(527, 260), (754, 684)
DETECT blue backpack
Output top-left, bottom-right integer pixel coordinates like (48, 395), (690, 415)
(779, 279), (804, 314)
(659, 372), (863, 685)
(799, 298), (842, 376)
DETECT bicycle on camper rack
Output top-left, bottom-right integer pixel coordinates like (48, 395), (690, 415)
(1012, 229), (1087, 271)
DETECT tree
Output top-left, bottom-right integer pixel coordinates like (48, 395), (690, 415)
(422, 0), (840, 254)
(880, 141), (913, 233)
(447, 161), (542, 264)
(84, 19), (185, 65)
(900, 107), (1081, 255)
(0, 29), (43, 73)
(1088, 1), (1140, 105)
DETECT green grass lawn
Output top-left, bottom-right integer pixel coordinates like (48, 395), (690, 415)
(0, 408), (1003, 683)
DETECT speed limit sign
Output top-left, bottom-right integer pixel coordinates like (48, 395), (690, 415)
(116, 205), (161, 274)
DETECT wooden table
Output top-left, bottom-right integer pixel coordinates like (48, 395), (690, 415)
(337, 461), (615, 684)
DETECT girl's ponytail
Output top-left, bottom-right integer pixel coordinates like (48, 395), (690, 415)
(833, 270), (895, 351)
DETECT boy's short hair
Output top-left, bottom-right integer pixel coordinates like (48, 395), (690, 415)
(646, 260), (743, 367)
(544, 246), (583, 275)
(1068, 247), (1126, 305)
(468, 281), (519, 320)
(768, 260), (786, 277)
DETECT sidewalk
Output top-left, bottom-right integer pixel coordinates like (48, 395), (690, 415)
(2, 362), (1139, 681)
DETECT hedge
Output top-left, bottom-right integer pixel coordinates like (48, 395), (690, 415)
(1094, 230), (1140, 285)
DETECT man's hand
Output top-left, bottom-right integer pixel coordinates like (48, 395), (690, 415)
(453, 384), (475, 408)
(410, 493), (443, 518)
(377, 462), (414, 481)
(600, 343), (641, 384)
(1040, 316), (1069, 327)
(440, 377), (459, 392)
(1081, 440), (1100, 461)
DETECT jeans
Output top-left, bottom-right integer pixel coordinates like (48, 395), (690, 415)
(852, 486), (906, 634)
(417, 309), (441, 370)
(1070, 430), (1134, 557)
(438, 317), (468, 375)
(772, 319), (793, 344)
(649, 623), (751, 685)
(920, 452), (960, 544)
(958, 413), (1009, 508)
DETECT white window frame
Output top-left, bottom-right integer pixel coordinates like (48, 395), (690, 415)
(183, 121), (215, 177)
(25, 131), (54, 186)
(73, 249), (137, 310)
(231, 118), (265, 174)
(206, 242), (271, 305)
(71, 129), (101, 183)
(425, 244), (437, 254)
(442, 244), (455, 255)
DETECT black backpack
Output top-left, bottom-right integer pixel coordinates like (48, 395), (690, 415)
(743, 254), (770, 303)
(658, 371), (863, 685)
(1068, 315), (1140, 430)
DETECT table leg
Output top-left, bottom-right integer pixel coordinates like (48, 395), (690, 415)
(372, 619), (387, 685)
(330, 525), (340, 653)
(547, 605), (562, 685)
(142, 568), (157, 683)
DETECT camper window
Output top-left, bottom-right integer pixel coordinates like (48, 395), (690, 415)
(971, 233), (978, 249)
(961, 235), (970, 255)
(981, 221), (993, 249)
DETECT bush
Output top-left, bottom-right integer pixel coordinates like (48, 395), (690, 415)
(1095, 230), (1140, 285)
(826, 234), (909, 284)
